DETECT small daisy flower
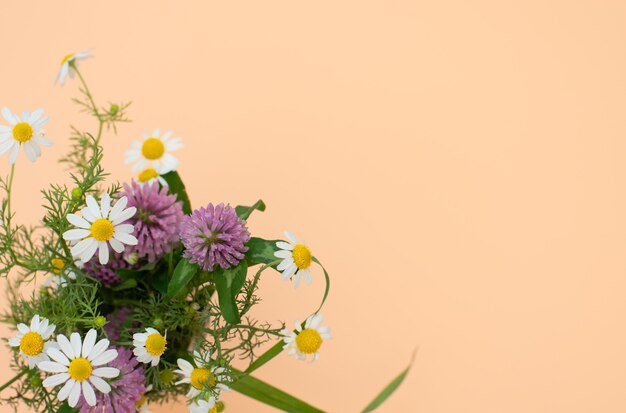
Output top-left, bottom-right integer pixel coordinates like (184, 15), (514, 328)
(39, 329), (120, 408)
(274, 231), (314, 288)
(282, 313), (331, 362)
(175, 350), (231, 399)
(0, 107), (53, 164)
(56, 49), (93, 86)
(133, 328), (167, 366)
(43, 254), (81, 289)
(124, 129), (183, 174)
(136, 385), (153, 413)
(136, 166), (168, 187)
(63, 194), (138, 265)
(189, 398), (217, 413)
(8, 314), (56, 368)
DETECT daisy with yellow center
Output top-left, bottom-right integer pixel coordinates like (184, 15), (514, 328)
(133, 328), (167, 366)
(124, 129), (183, 174)
(38, 329), (120, 407)
(0, 107), (53, 164)
(282, 313), (331, 362)
(274, 231), (314, 288)
(43, 253), (82, 289)
(8, 314), (57, 368)
(63, 194), (138, 265)
(174, 350), (231, 399)
(137, 165), (168, 187)
(56, 49), (93, 86)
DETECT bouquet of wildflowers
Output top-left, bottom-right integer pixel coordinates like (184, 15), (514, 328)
(0, 51), (410, 413)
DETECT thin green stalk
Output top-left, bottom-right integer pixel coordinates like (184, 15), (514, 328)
(72, 65), (105, 147)
(0, 369), (26, 393)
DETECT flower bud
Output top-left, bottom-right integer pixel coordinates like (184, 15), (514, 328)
(71, 187), (83, 200)
(124, 252), (140, 265)
(94, 316), (107, 328)
(109, 104), (120, 116)
(216, 401), (225, 412)
(159, 369), (174, 384)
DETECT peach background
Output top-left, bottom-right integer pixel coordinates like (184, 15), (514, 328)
(2, 1), (626, 412)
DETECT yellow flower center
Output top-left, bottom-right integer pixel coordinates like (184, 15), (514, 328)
(136, 393), (147, 407)
(61, 53), (75, 65)
(138, 168), (159, 183)
(12, 122), (34, 143)
(295, 328), (323, 354)
(145, 333), (167, 356)
(90, 219), (115, 242)
(209, 407), (218, 413)
(190, 367), (216, 390)
(292, 244), (312, 270)
(141, 138), (165, 160)
(68, 357), (93, 382)
(51, 258), (65, 274)
(19, 332), (44, 357)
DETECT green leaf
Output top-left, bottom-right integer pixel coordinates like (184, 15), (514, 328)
(236, 199), (266, 220)
(111, 278), (137, 291)
(167, 258), (200, 296)
(231, 369), (325, 413)
(245, 237), (281, 266)
(245, 340), (284, 374)
(214, 261), (248, 324)
(162, 171), (192, 214)
(150, 264), (170, 295)
(361, 351), (417, 412)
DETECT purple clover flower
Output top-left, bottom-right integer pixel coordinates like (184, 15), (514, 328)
(180, 203), (250, 271)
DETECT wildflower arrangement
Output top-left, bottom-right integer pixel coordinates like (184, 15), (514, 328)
(0, 51), (410, 413)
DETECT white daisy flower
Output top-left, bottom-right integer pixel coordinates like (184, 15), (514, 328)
(133, 328), (167, 366)
(175, 350), (231, 399)
(8, 314), (57, 368)
(56, 49), (93, 86)
(0, 107), (53, 164)
(62, 194), (138, 265)
(124, 129), (183, 174)
(38, 329), (120, 408)
(274, 231), (314, 288)
(43, 254), (82, 289)
(136, 165), (169, 187)
(136, 384), (153, 413)
(189, 398), (217, 413)
(282, 313), (331, 362)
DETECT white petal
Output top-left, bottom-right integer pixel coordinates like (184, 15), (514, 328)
(80, 240), (99, 263)
(89, 376), (111, 394)
(274, 250), (292, 259)
(67, 214), (90, 229)
(82, 329), (97, 358)
(277, 258), (294, 270)
(1, 108), (19, 125)
(82, 207), (97, 223)
(276, 241), (294, 251)
(108, 196), (128, 221)
(17, 323), (29, 334)
(38, 360), (68, 373)
(114, 232), (138, 245)
(47, 348), (70, 366)
(82, 381), (96, 406)
(284, 231), (298, 244)
(33, 136), (53, 147)
(109, 238), (125, 253)
(91, 349), (117, 366)
(111, 207), (137, 225)
(70, 333), (82, 358)
(92, 367), (119, 378)
(87, 339), (110, 362)
(177, 358), (194, 374)
(293, 272), (303, 288)
(8, 143), (19, 164)
(58, 379), (75, 401)
(43, 373), (70, 387)
(63, 229), (90, 241)
(68, 380), (82, 407)
(56, 334), (75, 359)
(0, 140), (15, 155)
(114, 223), (134, 234)
(71, 237), (95, 257)
(85, 196), (102, 219)
(282, 264), (297, 280)
(98, 242), (109, 265)
(23, 142), (37, 162)
(100, 193), (111, 218)
(30, 314), (40, 331)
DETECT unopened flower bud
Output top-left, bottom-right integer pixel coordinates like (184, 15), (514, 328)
(159, 369), (174, 384)
(71, 188), (83, 200)
(124, 252), (140, 265)
(94, 316), (107, 328)
(30, 374), (42, 387)
(216, 401), (225, 412)
(109, 104), (120, 116)
(153, 318), (164, 329)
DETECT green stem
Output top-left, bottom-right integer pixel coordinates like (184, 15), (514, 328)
(0, 369), (26, 393)
(73, 65), (105, 148)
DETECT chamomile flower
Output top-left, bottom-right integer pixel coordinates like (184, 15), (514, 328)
(0, 107), (53, 164)
(189, 398), (217, 413)
(8, 314), (56, 368)
(174, 350), (231, 399)
(133, 328), (167, 366)
(63, 194), (138, 265)
(282, 313), (331, 362)
(39, 329), (120, 408)
(274, 231), (314, 288)
(56, 49), (93, 86)
(42, 254), (81, 289)
(136, 165), (168, 187)
(136, 385), (153, 413)
(124, 129), (182, 174)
